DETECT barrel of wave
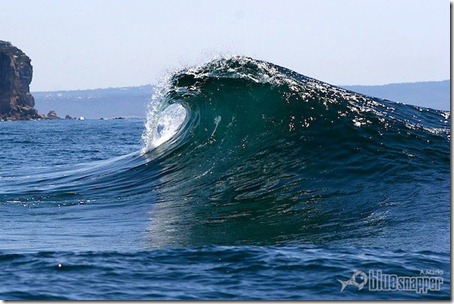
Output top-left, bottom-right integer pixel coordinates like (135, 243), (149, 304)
(141, 89), (187, 153)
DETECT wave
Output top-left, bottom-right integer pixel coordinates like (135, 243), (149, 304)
(2, 56), (450, 249)
(140, 56), (450, 248)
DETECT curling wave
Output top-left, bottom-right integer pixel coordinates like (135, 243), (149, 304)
(141, 56), (450, 248)
(1, 56), (449, 249)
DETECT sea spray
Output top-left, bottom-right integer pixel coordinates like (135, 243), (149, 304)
(141, 79), (186, 153)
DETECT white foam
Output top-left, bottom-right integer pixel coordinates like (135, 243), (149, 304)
(141, 91), (186, 153)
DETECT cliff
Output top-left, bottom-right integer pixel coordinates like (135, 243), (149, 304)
(0, 41), (44, 120)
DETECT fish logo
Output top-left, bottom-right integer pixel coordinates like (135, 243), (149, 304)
(338, 270), (368, 292)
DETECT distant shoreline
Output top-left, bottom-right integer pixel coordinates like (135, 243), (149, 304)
(341, 80), (449, 111)
(31, 80), (449, 120)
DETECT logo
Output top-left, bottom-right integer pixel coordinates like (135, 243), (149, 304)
(338, 269), (443, 294)
(338, 270), (368, 292)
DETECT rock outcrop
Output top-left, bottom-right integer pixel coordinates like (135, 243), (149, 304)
(0, 41), (44, 120)
(47, 110), (61, 119)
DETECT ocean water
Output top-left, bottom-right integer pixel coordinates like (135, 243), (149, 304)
(0, 57), (450, 300)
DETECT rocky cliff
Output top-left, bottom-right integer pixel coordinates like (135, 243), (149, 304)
(0, 41), (44, 120)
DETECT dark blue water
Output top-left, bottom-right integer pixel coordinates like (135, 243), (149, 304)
(0, 57), (450, 300)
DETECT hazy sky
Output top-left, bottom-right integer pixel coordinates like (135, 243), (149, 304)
(1, 0), (450, 91)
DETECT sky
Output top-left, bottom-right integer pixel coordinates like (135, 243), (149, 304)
(1, 0), (450, 91)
